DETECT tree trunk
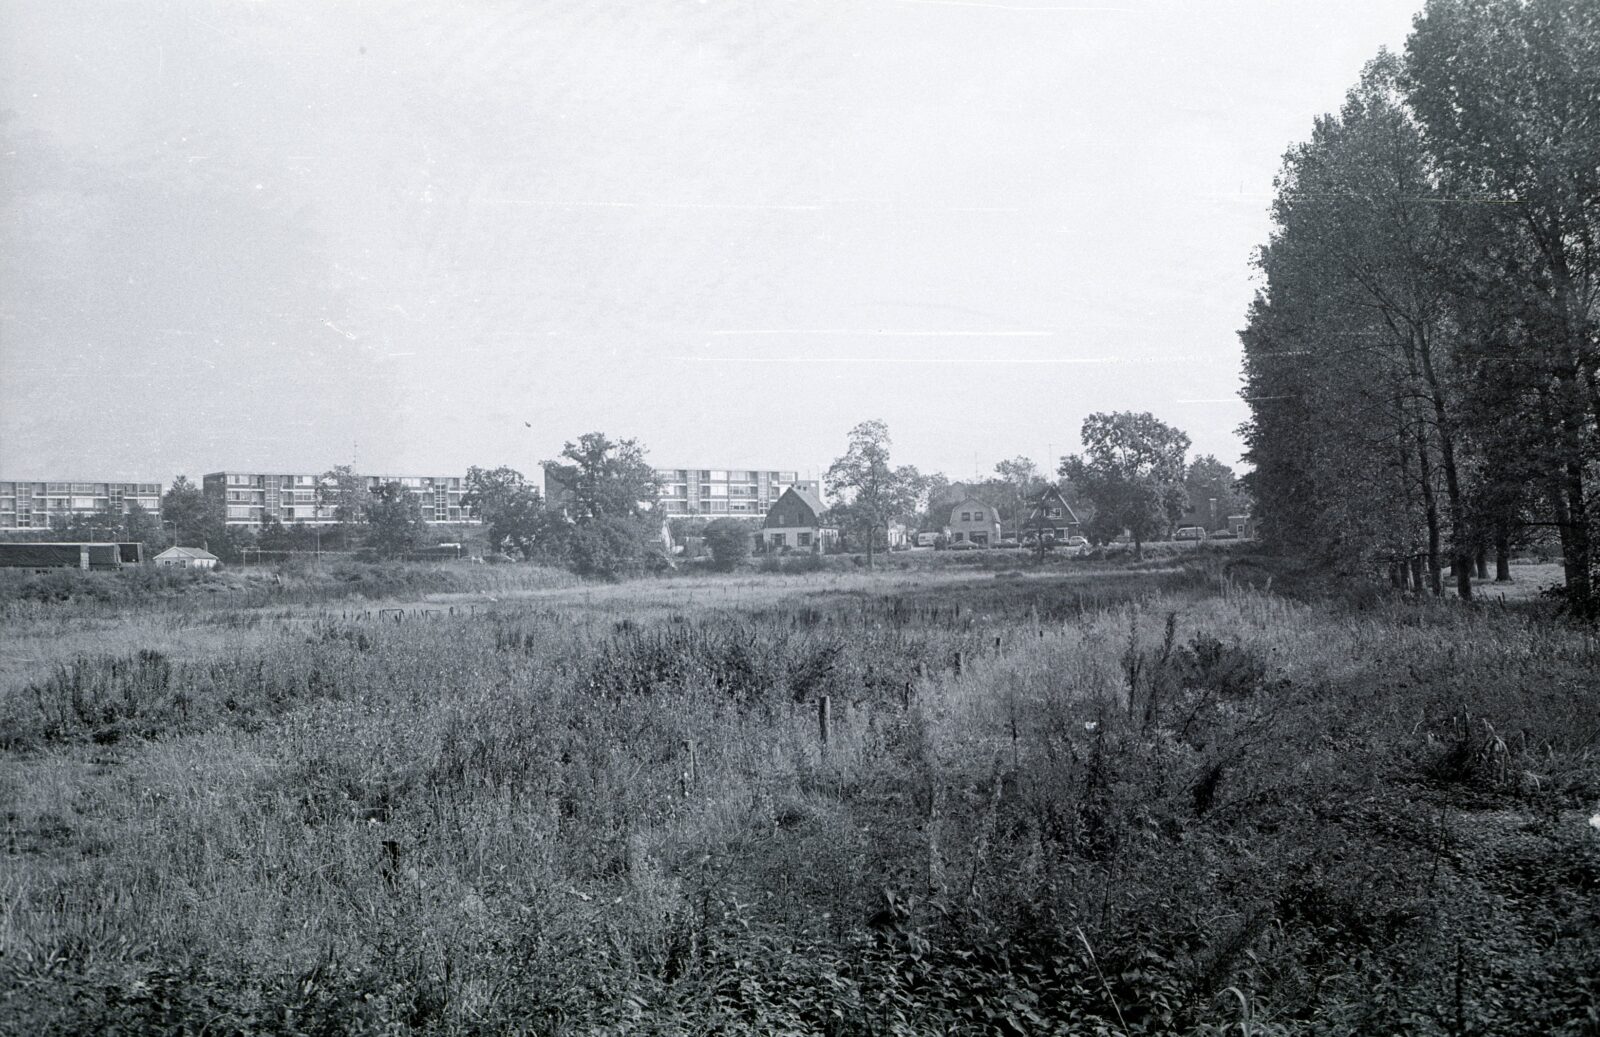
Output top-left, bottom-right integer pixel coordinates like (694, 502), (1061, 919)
(1410, 554), (1424, 597)
(1389, 560), (1405, 590)
(1133, 533), (1143, 562)
(1415, 422), (1443, 597)
(1414, 326), (1472, 602)
(1561, 457), (1592, 613)
(1495, 536), (1511, 582)
(1474, 548), (1488, 581)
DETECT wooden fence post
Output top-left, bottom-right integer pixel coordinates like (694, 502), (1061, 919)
(818, 696), (832, 758)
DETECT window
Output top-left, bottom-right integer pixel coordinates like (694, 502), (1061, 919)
(1048, 508), (1062, 518)
(973, 509), (985, 521)
(771, 532), (787, 546)
(953, 532), (965, 541)
(798, 532), (812, 547)
(960, 511), (970, 521)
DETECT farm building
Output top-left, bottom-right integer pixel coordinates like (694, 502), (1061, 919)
(0, 541), (143, 570)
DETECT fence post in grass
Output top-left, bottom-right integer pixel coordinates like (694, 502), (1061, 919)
(681, 739), (697, 796)
(818, 695), (832, 759)
(953, 650), (964, 675)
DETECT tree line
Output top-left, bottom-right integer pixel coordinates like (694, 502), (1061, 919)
(20, 413), (1237, 575)
(1241, 0), (1599, 609)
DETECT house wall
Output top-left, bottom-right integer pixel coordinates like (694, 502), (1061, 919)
(948, 502), (1001, 544)
(762, 526), (835, 552)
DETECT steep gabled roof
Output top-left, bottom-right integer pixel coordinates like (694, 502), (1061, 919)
(786, 486), (826, 515)
(155, 546), (219, 561)
(1025, 484), (1080, 525)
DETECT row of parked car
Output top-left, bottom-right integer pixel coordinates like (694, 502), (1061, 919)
(945, 534), (1092, 556)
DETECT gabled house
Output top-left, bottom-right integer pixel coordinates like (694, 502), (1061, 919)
(947, 497), (1001, 547)
(1021, 485), (1082, 542)
(154, 546), (219, 570)
(761, 487), (836, 553)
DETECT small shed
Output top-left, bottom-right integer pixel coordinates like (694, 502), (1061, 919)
(155, 546), (220, 570)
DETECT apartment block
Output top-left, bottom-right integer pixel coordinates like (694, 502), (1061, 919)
(203, 471), (474, 526)
(0, 480), (163, 531)
(653, 467), (819, 516)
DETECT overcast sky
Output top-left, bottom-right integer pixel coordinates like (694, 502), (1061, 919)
(1, 0), (1420, 485)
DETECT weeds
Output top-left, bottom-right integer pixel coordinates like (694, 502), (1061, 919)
(1, 564), (1596, 1034)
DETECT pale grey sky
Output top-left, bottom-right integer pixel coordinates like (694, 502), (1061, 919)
(1, 0), (1420, 484)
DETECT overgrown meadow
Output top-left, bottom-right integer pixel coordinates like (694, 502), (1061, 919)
(2, 558), (1597, 1035)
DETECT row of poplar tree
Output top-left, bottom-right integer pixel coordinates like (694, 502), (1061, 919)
(1241, 0), (1600, 610)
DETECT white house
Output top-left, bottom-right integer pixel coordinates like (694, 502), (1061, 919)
(947, 497), (1002, 546)
(154, 546), (220, 570)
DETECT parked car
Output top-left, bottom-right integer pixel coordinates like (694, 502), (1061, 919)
(1062, 535), (1090, 556)
(947, 540), (981, 551)
(1208, 529), (1237, 540)
(1175, 526), (1208, 542)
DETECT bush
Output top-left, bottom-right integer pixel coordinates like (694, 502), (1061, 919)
(702, 519), (754, 572)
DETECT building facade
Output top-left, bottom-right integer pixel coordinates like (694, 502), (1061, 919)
(203, 472), (473, 526)
(947, 497), (1002, 546)
(1021, 486), (1082, 543)
(760, 487), (836, 553)
(0, 480), (163, 531)
(654, 467), (817, 516)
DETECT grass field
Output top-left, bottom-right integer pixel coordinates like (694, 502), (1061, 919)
(2, 555), (1597, 1035)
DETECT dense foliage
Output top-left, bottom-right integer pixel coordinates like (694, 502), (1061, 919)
(1242, 0), (1600, 610)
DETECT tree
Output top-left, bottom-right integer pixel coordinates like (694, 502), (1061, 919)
(1184, 456), (1246, 532)
(124, 501), (162, 547)
(824, 420), (925, 568)
(464, 466), (552, 558)
(538, 432), (666, 578)
(365, 481), (427, 559)
(161, 475), (222, 548)
(545, 433), (658, 521)
(1060, 413), (1190, 560)
(318, 464), (370, 533)
(992, 456), (1048, 531)
(703, 518), (754, 571)
(1405, 0), (1600, 610)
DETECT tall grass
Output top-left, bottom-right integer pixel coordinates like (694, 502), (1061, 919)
(2, 566), (1596, 1034)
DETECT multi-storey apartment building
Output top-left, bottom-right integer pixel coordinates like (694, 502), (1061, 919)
(0, 480), (163, 531)
(653, 467), (819, 516)
(202, 472), (474, 526)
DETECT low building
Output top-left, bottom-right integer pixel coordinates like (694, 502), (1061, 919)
(0, 481), (163, 531)
(0, 541), (139, 570)
(1021, 485), (1082, 542)
(947, 497), (1002, 547)
(154, 546), (220, 569)
(760, 487), (836, 553)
